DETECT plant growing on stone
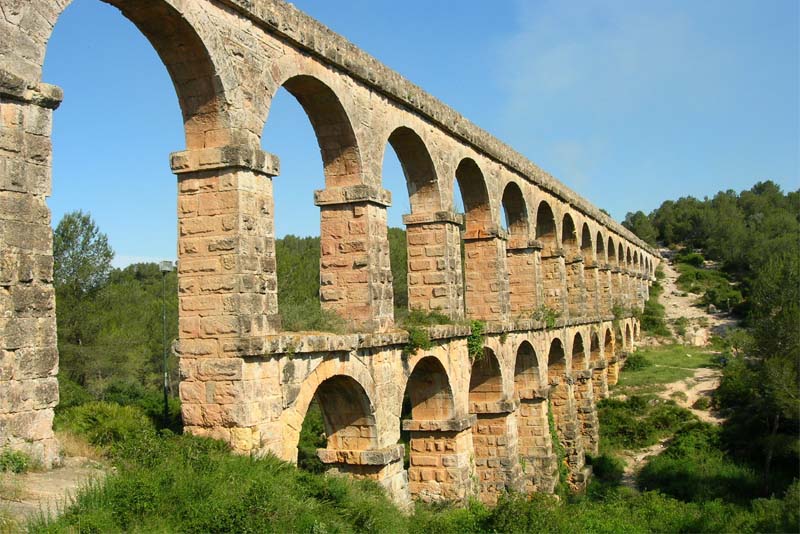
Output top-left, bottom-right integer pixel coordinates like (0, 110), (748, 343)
(403, 326), (432, 358)
(532, 306), (559, 329)
(467, 321), (485, 361)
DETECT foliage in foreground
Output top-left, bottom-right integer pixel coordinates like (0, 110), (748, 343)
(34, 400), (799, 534)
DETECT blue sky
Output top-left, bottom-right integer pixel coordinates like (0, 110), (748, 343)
(43, 0), (799, 266)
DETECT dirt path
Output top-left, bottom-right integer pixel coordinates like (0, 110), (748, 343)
(646, 250), (738, 345)
(617, 252), (731, 487)
(0, 457), (105, 529)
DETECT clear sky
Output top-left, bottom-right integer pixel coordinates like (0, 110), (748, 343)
(43, 0), (799, 267)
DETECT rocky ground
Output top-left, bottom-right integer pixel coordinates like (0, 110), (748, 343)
(0, 438), (106, 530)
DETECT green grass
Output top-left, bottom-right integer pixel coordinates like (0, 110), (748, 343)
(615, 345), (716, 395)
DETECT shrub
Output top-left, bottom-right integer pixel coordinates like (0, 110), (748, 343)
(0, 449), (32, 474)
(676, 251), (705, 267)
(467, 321), (485, 360)
(692, 396), (711, 410)
(56, 375), (92, 412)
(55, 401), (156, 447)
(673, 316), (689, 337)
(638, 422), (762, 503)
(623, 353), (652, 371)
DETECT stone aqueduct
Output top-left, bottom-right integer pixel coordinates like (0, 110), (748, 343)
(1, 0), (659, 505)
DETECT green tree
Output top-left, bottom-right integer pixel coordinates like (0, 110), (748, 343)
(622, 210), (658, 246)
(54, 210), (114, 296)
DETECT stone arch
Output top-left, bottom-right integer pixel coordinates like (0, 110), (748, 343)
(469, 348), (504, 404)
(604, 327), (615, 357)
(404, 356), (455, 421)
(616, 325), (624, 353)
(618, 243), (625, 268)
(501, 182), (529, 236)
(561, 213), (578, 254)
(580, 223), (593, 258)
(547, 338), (568, 378)
(514, 339), (556, 493)
(455, 158), (493, 236)
(535, 200), (559, 255)
(607, 236), (617, 265)
(596, 231), (606, 262)
(385, 126), (441, 213)
(469, 347), (521, 501)
(633, 251), (640, 273)
(626, 247), (633, 270)
(589, 331), (601, 364)
(32, 0), (237, 149)
(401, 355), (469, 502)
(626, 323), (633, 349)
(266, 74), (363, 188)
(283, 359), (378, 461)
(514, 340), (540, 397)
(572, 332), (587, 371)
(313, 375), (378, 452)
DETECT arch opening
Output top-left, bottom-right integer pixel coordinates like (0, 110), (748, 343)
(469, 348), (504, 404)
(536, 201), (558, 256)
(502, 182), (529, 236)
(514, 341), (540, 397)
(296, 374), (377, 474)
(561, 214), (578, 254)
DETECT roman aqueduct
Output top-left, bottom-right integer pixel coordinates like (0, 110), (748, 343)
(1, 0), (659, 505)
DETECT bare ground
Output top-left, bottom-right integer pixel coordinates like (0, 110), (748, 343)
(0, 456), (106, 530)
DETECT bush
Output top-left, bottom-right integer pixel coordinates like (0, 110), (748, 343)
(56, 375), (92, 412)
(638, 422), (762, 503)
(692, 396), (711, 410)
(55, 401), (156, 447)
(623, 353), (652, 371)
(0, 449), (32, 474)
(101, 381), (182, 432)
(676, 251), (705, 267)
(599, 397), (696, 451)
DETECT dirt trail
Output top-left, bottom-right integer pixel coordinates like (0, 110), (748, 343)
(0, 457), (105, 529)
(653, 251), (738, 343)
(618, 252), (732, 486)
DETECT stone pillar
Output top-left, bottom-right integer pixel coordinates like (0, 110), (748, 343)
(315, 185), (394, 332)
(463, 228), (510, 323)
(402, 211), (464, 320)
(549, 375), (588, 489)
(565, 253), (585, 319)
(591, 359), (609, 401)
(573, 370), (599, 455)
(610, 268), (623, 310)
(584, 261), (601, 316)
(0, 78), (62, 467)
(607, 355), (620, 386)
(599, 265), (613, 316)
(318, 445), (410, 507)
(516, 388), (558, 493)
(540, 249), (567, 318)
(469, 399), (523, 504)
(620, 270), (630, 310)
(506, 236), (538, 319)
(402, 415), (476, 503)
(172, 145), (280, 454)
